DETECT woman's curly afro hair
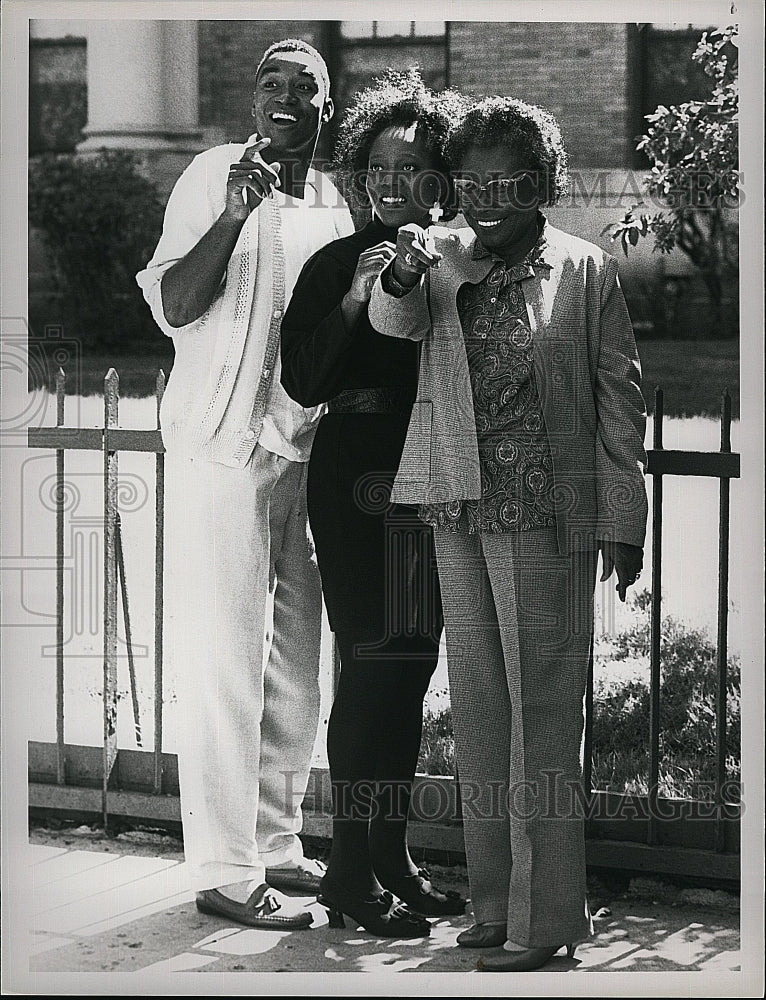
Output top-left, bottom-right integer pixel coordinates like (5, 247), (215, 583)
(332, 67), (469, 219)
(447, 95), (569, 206)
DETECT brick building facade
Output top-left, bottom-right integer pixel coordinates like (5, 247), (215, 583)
(174, 20), (661, 169)
(29, 18), (728, 337)
(31, 19), (715, 169)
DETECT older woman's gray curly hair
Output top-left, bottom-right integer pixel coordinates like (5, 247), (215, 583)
(447, 95), (569, 206)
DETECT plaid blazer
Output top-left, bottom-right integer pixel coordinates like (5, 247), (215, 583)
(367, 221), (648, 553)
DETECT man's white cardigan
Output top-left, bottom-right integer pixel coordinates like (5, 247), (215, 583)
(136, 140), (352, 467)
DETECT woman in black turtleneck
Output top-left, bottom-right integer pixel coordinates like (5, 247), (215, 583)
(281, 70), (467, 937)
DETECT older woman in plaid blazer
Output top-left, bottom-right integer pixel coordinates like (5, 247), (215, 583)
(369, 96), (647, 971)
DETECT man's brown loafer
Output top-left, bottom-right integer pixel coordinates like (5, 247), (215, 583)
(195, 884), (313, 929)
(265, 859), (326, 894)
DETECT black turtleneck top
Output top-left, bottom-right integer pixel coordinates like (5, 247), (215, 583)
(280, 218), (420, 406)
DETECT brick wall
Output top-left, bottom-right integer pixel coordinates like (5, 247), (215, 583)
(196, 21), (634, 166)
(198, 20), (328, 147)
(448, 22), (632, 166)
(27, 20), (637, 167)
(27, 20), (729, 339)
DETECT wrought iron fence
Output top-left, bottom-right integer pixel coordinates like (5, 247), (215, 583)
(27, 369), (742, 880)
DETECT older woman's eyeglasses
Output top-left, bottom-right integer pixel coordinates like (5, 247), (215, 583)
(453, 172), (538, 208)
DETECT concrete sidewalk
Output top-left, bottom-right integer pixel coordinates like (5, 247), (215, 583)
(18, 825), (746, 992)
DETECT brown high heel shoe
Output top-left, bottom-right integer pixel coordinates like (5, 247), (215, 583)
(477, 942), (579, 971)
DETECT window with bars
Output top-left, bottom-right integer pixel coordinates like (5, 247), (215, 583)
(29, 37), (87, 154)
(329, 20), (449, 149)
(339, 21), (446, 40)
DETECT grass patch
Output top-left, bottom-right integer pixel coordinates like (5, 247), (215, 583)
(29, 338), (739, 416)
(29, 338), (174, 398)
(637, 339), (739, 417)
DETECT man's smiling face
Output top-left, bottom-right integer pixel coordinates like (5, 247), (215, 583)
(251, 51), (332, 158)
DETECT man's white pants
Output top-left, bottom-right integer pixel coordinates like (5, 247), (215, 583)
(164, 445), (322, 892)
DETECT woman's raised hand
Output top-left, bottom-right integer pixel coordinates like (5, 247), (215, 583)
(392, 223), (442, 287)
(347, 242), (397, 303)
(225, 136), (282, 221)
(341, 241), (397, 331)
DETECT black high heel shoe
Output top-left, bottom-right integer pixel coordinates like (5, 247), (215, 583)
(318, 873), (431, 938)
(378, 867), (467, 917)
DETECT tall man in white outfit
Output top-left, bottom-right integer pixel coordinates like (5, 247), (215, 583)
(136, 39), (353, 928)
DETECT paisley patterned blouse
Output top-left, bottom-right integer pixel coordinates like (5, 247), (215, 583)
(419, 233), (557, 533)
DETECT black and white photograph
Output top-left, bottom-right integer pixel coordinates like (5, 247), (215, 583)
(1, 0), (764, 995)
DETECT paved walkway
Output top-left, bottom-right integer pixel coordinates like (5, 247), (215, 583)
(10, 826), (756, 995)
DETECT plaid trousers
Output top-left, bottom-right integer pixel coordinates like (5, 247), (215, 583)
(434, 526), (596, 947)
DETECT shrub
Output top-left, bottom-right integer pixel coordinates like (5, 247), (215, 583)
(418, 704), (455, 776)
(418, 590), (742, 802)
(593, 589), (741, 797)
(28, 150), (165, 352)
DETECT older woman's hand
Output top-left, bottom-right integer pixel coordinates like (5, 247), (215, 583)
(599, 540), (644, 602)
(392, 223), (442, 287)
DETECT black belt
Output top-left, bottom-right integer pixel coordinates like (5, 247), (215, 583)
(327, 387), (415, 414)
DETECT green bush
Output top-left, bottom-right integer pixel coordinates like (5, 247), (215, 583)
(604, 26), (739, 338)
(28, 150), (165, 352)
(417, 591), (741, 802)
(418, 703), (456, 776)
(592, 590), (741, 798)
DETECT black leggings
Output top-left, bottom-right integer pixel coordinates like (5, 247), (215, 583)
(308, 415), (443, 893)
(325, 629), (440, 895)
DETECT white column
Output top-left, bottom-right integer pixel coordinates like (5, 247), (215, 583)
(78, 20), (201, 151)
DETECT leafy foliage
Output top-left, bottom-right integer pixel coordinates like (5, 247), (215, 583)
(592, 590), (741, 797)
(603, 26), (739, 332)
(418, 590), (741, 802)
(29, 150), (165, 350)
(418, 703), (455, 776)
